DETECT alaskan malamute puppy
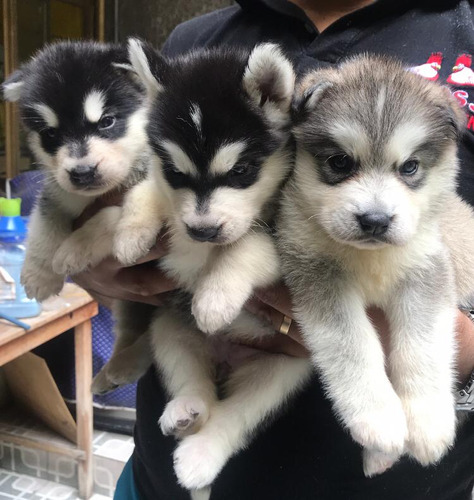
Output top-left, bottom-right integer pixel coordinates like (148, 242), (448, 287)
(279, 55), (474, 476)
(101, 40), (312, 491)
(3, 42), (162, 386)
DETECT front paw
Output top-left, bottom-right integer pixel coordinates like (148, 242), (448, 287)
(21, 265), (64, 301)
(173, 433), (229, 489)
(349, 397), (407, 456)
(91, 367), (119, 395)
(159, 396), (210, 438)
(362, 448), (400, 477)
(192, 288), (244, 334)
(53, 241), (92, 275)
(403, 395), (456, 465)
(114, 222), (160, 266)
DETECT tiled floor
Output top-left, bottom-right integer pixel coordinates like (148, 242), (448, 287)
(0, 426), (133, 498)
(0, 469), (111, 499)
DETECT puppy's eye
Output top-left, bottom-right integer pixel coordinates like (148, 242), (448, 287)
(165, 164), (186, 178)
(98, 116), (116, 130)
(229, 164), (250, 176)
(44, 127), (57, 139)
(399, 159), (419, 176)
(327, 154), (356, 173)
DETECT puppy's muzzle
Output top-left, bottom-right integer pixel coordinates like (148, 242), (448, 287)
(357, 212), (392, 237)
(186, 224), (222, 242)
(68, 164), (98, 187)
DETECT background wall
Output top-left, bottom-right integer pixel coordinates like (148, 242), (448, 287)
(106, 0), (234, 48)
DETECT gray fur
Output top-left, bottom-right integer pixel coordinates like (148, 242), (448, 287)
(279, 55), (473, 477)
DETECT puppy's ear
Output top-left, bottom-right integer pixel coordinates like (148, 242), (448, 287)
(126, 38), (169, 99)
(440, 86), (467, 140)
(291, 69), (336, 121)
(243, 43), (295, 125)
(3, 69), (25, 102)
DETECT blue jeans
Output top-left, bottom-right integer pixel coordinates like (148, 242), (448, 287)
(114, 457), (141, 500)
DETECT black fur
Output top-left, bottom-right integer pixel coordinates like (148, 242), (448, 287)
(8, 41), (143, 156)
(147, 49), (283, 194)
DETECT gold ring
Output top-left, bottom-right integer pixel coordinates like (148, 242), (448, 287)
(279, 315), (292, 335)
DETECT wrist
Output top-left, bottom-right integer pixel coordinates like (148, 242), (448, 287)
(456, 309), (474, 384)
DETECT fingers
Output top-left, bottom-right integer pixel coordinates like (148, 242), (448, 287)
(117, 262), (177, 296)
(245, 295), (304, 345)
(255, 282), (294, 318)
(241, 333), (310, 359)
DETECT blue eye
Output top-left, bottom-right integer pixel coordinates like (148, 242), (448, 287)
(98, 115), (116, 130)
(400, 160), (419, 176)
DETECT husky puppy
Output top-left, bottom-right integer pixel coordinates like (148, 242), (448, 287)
(104, 40), (312, 491)
(278, 55), (474, 477)
(2, 41), (164, 298)
(3, 42), (164, 389)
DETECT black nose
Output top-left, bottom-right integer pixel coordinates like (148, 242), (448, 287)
(68, 164), (97, 186)
(357, 212), (391, 236)
(186, 225), (221, 242)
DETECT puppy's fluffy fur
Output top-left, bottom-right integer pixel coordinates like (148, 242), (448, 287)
(95, 40), (312, 491)
(3, 42), (163, 392)
(278, 55), (474, 476)
(3, 41), (164, 298)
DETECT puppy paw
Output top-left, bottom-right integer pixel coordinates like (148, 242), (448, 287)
(159, 396), (210, 438)
(52, 245), (91, 275)
(403, 395), (456, 465)
(173, 433), (228, 489)
(192, 288), (245, 334)
(21, 265), (64, 301)
(114, 223), (159, 266)
(363, 448), (400, 477)
(91, 368), (118, 395)
(349, 399), (407, 455)
(106, 347), (151, 387)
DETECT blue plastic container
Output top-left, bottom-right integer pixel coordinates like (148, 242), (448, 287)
(0, 198), (41, 319)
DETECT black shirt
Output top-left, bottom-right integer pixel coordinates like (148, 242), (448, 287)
(133, 1), (474, 498)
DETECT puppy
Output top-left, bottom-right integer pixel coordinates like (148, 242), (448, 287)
(101, 40), (312, 491)
(278, 55), (474, 477)
(3, 41), (163, 389)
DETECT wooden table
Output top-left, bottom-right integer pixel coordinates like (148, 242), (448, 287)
(0, 283), (98, 499)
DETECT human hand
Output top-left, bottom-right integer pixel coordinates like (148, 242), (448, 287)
(70, 191), (177, 307)
(249, 283), (474, 382)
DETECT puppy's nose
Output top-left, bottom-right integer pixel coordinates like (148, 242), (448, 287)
(68, 164), (97, 186)
(357, 212), (391, 236)
(186, 225), (221, 242)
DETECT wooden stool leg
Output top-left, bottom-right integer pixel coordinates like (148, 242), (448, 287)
(75, 319), (93, 499)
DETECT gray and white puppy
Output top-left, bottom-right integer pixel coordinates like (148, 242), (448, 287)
(278, 55), (474, 476)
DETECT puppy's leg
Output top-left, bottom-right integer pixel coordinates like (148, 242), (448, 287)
(283, 257), (407, 458)
(192, 231), (280, 334)
(173, 354), (311, 490)
(113, 178), (166, 265)
(150, 311), (217, 438)
(92, 301), (155, 394)
(386, 256), (457, 467)
(52, 206), (121, 275)
(21, 200), (71, 301)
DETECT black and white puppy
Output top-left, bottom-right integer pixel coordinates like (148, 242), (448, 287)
(97, 40), (312, 492)
(278, 55), (474, 476)
(3, 41), (163, 299)
(3, 42), (162, 387)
